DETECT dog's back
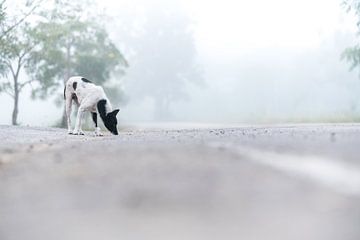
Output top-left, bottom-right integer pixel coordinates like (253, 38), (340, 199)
(64, 76), (93, 96)
(64, 76), (106, 106)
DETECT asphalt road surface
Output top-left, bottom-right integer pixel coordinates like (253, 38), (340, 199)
(0, 124), (359, 240)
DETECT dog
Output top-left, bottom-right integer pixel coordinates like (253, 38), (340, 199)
(64, 76), (119, 135)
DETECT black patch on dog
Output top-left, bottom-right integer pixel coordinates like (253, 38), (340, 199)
(91, 112), (98, 127)
(63, 85), (66, 99)
(73, 82), (77, 90)
(72, 93), (79, 106)
(97, 99), (119, 135)
(81, 77), (92, 83)
(97, 99), (107, 119)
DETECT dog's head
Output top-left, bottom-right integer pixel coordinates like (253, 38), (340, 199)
(104, 109), (119, 135)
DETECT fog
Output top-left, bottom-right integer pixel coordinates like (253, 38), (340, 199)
(2, 2), (360, 239)
(0, 0), (359, 126)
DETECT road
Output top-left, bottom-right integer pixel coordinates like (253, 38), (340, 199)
(0, 124), (359, 240)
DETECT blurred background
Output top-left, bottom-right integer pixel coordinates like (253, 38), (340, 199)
(1, 0), (360, 127)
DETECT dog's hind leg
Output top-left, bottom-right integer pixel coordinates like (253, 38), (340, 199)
(73, 106), (85, 135)
(91, 112), (103, 136)
(65, 89), (73, 134)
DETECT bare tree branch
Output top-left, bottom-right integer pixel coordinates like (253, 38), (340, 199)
(5, 60), (15, 79)
(0, 0), (44, 39)
(19, 42), (37, 65)
(19, 79), (33, 90)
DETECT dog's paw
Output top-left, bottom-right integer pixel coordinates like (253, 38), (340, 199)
(72, 130), (85, 135)
(93, 131), (103, 137)
(93, 127), (103, 137)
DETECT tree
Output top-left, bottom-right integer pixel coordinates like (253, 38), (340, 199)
(0, 25), (36, 125)
(0, 1), (5, 31)
(0, 0), (43, 79)
(26, 0), (127, 126)
(0, 0), (127, 126)
(114, 2), (203, 120)
(342, 1), (360, 73)
(0, 0), (43, 40)
(0, 0), (43, 125)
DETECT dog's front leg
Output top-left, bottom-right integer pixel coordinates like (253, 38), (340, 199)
(91, 112), (103, 136)
(73, 107), (85, 135)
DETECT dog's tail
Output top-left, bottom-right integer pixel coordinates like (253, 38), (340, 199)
(63, 85), (66, 100)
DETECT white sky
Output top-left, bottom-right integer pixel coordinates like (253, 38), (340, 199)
(100, 0), (357, 54)
(205, 4), (352, 59)
(186, 0), (356, 51)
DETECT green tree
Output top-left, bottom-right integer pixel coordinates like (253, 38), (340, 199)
(0, 0), (43, 40)
(0, 0), (43, 78)
(0, 1), (5, 30)
(342, 1), (360, 73)
(0, 25), (36, 125)
(0, 0), (127, 126)
(0, 0), (43, 125)
(26, 0), (127, 126)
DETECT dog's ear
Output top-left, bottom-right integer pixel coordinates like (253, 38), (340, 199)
(111, 109), (120, 116)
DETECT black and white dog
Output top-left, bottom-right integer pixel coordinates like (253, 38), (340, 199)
(64, 76), (119, 136)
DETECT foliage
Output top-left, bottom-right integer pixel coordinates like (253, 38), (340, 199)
(342, 1), (360, 73)
(0, 0), (127, 125)
(26, 0), (127, 99)
(341, 46), (360, 71)
(0, 24), (37, 124)
(0, 0), (42, 77)
(0, 0), (43, 40)
(0, 1), (5, 29)
(342, 0), (360, 20)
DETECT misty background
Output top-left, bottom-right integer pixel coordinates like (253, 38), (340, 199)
(0, 0), (359, 126)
